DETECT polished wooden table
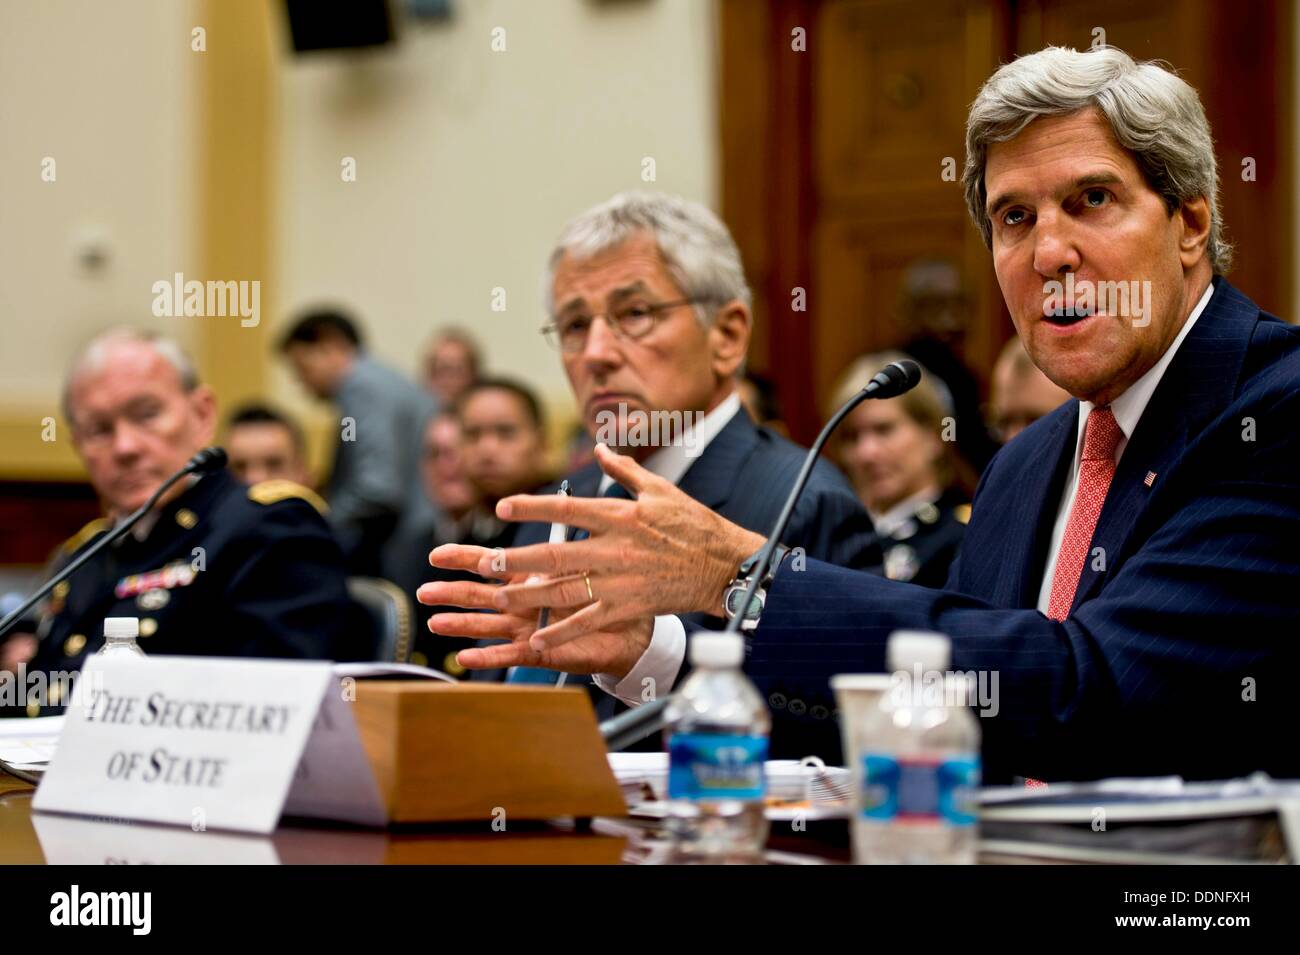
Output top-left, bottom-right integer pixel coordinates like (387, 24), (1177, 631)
(0, 772), (855, 865)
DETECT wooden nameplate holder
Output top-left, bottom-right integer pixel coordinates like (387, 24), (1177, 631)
(351, 682), (627, 824)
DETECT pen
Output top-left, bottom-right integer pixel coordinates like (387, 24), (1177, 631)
(534, 481), (571, 688)
(535, 480), (570, 634)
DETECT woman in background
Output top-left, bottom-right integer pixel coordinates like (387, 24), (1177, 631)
(829, 351), (969, 588)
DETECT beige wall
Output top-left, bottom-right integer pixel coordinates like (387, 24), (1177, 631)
(0, 0), (200, 477)
(268, 0), (720, 447)
(0, 0), (718, 479)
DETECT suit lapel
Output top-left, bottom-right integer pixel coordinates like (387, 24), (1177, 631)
(1071, 392), (1187, 610)
(566, 461), (603, 499)
(1010, 407), (1078, 608)
(1070, 278), (1259, 611)
(675, 408), (757, 510)
(562, 461), (605, 542)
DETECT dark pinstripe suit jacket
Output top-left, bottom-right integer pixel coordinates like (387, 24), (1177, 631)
(752, 278), (1300, 782)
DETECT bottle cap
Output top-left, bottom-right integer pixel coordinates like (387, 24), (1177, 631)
(103, 617), (140, 639)
(689, 632), (744, 668)
(830, 673), (894, 693)
(886, 630), (950, 673)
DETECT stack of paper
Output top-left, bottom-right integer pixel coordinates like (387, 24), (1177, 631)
(0, 715), (64, 774)
(978, 774), (1300, 864)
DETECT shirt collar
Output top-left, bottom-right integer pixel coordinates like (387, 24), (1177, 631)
(1076, 280), (1215, 453)
(869, 486), (941, 538)
(598, 390), (742, 491)
(113, 474), (201, 543)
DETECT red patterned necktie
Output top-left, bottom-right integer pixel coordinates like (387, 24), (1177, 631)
(1046, 406), (1123, 621)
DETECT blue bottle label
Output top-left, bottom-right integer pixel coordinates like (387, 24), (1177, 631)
(860, 753), (980, 825)
(668, 733), (768, 800)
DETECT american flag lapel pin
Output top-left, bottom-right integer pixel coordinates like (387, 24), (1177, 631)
(1144, 470), (1157, 487)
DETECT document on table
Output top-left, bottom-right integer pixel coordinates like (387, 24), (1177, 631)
(0, 715), (64, 770)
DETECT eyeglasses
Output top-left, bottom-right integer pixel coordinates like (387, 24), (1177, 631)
(540, 298), (710, 353)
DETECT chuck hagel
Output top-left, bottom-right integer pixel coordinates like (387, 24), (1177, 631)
(0, 330), (367, 721)
(85, 689), (296, 735)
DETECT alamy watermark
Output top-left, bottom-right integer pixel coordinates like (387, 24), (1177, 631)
(1042, 273), (1151, 328)
(593, 403), (706, 457)
(888, 664), (1000, 717)
(151, 272), (260, 327)
(0, 666), (103, 712)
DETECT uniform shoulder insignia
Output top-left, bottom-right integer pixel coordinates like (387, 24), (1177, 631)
(61, 517), (110, 554)
(247, 480), (329, 516)
(953, 503), (972, 525)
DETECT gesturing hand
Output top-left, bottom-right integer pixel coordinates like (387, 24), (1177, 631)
(418, 543), (655, 679)
(475, 444), (764, 652)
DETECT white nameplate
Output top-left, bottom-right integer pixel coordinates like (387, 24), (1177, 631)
(32, 656), (391, 834)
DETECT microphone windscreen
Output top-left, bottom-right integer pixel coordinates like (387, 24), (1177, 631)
(867, 359), (923, 399)
(894, 359), (922, 390)
(188, 446), (228, 474)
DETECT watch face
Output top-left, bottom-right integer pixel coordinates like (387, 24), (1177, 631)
(726, 585), (764, 619)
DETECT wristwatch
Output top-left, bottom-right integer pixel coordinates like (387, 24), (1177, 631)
(722, 543), (790, 632)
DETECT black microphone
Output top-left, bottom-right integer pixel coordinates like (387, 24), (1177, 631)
(0, 446), (228, 641)
(601, 361), (922, 752)
(185, 446), (228, 474)
(862, 359), (922, 399)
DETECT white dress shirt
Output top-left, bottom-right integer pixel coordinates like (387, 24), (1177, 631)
(610, 281), (1218, 706)
(590, 392), (741, 704)
(1035, 280), (1214, 611)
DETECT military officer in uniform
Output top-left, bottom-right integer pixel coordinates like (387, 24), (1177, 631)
(0, 329), (366, 718)
(830, 351), (970, 589)
(873, 488), (970, 589)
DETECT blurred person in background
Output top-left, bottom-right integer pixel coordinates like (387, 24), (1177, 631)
(989, 335), (1071, 444)
(413, 378), (550, 675)
(831, 351), (969, 588)
(458, 378), (551, 513)
(422, 327), (481, 407)
(224, 403), (312, 488)
(737, 369), (788, 437)
(383, 410), (480, 670)
(895, 257), (1000, 481)
(278, 308), (436, 576)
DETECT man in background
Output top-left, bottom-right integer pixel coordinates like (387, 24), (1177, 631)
(278, 308), (436, 575)
(895, 257), (1001, 481)
(383, 410), (479, 669)
(224, 403), (313, 487)
(736, 370), (788, 437)
(414, 378), (550, 675)
(989, 335), (1071, 444)
(422, 327), (481, 407)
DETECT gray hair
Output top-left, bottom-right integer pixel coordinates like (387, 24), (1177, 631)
(963, 45), (1231, 273)
(543, 191), (753, 322)
(63, 328), (200, 422)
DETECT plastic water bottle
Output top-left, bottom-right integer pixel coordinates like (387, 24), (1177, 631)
(664, 632), (771, 858)
(95, 617), (146, 659)
(851, 631), (981, 864)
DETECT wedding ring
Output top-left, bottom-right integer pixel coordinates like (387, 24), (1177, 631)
(583, 572), (594, 602)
